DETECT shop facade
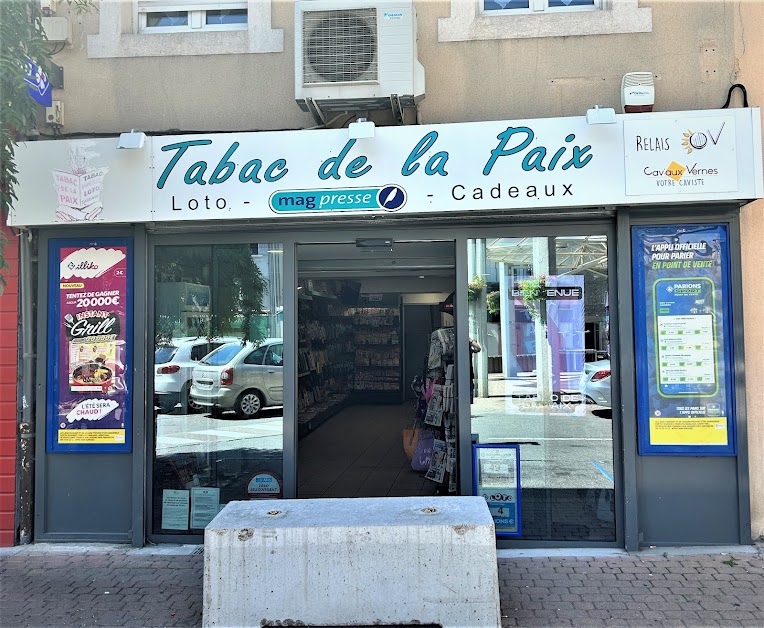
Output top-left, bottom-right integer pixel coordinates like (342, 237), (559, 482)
(9, 106), (763, 548)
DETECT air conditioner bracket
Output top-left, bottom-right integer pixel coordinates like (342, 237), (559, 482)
(390, 94), (404, 125)
(305, 97), (326, 127)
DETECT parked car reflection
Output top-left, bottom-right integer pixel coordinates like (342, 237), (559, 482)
(190, 339), (283, 419)
(154, 336), (240, 414)
(579, 358), (611, 408)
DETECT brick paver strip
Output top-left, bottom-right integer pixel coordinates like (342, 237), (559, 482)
(1, 545), (762, 627)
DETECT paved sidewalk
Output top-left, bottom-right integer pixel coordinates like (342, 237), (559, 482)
(1, 544), (763, 627)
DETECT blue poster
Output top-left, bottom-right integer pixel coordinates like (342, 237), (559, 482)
(632, 225), (735, 455)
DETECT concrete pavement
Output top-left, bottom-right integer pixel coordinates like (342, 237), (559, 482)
(1, 543), (763, 627)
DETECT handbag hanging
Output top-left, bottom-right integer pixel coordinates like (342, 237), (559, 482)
(411, 428), (435, 472)
(402, 426), (420, 461)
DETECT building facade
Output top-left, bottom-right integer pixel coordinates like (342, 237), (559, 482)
(1, 0), (763, 547)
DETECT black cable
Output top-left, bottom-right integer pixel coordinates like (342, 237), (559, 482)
(721, 84), (748, 108)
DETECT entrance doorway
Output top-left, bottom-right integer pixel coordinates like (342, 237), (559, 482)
(296, 240), (457, 498)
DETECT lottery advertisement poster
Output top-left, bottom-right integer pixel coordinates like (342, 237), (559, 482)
(472, 444), (522, 537)
(47, 238), (133, 453)
(632, 225), (735, 456)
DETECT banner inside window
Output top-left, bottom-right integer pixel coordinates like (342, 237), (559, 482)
(47, 238), (133, 453)
(632, 225), (735, 456)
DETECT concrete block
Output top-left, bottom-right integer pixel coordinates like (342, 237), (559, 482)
(204, 496), (500, 627)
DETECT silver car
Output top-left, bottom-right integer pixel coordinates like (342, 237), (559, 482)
(579, 359), (612, 408)
(154, 336), (241, 414)
(190, 338), (284, 418)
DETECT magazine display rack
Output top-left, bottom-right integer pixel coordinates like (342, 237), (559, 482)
(297, 282), (354, 438)
(351, 305), (402, 402)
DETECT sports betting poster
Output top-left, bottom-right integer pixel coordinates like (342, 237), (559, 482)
(47, 238), (133, 452)
(632, 225), (735, 455)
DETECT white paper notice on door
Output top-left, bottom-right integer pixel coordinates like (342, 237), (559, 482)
(190, 487), (221, 529)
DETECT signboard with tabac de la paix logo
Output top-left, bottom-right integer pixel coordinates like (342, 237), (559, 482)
(623, 116), (738, 196)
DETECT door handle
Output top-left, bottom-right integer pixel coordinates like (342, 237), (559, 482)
(267, 370), (276, 374)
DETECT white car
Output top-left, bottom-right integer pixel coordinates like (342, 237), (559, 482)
(190, 338), (284, 419)
(154, 336), (241, 414)
(579, 359), (612, 408)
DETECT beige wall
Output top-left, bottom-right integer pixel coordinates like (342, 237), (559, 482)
(48, 0), (763, 539)
(54, 0), (741, 132)
(737, 0), (764, 542)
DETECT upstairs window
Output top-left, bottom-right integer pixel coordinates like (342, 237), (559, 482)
(439, 0), (651, 42)
(138, 2), (248, 33)
(89, 0), (284, 58)
(482, 0), (600, 14)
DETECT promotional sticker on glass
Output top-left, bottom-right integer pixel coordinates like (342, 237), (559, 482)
(632, 225), (735, 455)
(473, 444), (522, 537)
(47, 238), (133, 452)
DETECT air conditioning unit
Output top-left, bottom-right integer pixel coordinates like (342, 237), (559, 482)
(621, 72), (655, 113)
(295, 0), (425, 116)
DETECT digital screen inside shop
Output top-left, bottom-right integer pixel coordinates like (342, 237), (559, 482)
(46, 238), (133, 453)
(632, 225), (735, 456)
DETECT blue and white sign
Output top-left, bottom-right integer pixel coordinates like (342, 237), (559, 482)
(473, 444), (522, 537)
(24, 56), (52, 107)
(269, 184), (406, 213)
(9, 108), (763, 227)
(632, 224), (736, 455)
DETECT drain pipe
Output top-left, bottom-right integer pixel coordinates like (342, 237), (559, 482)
(17, 228), (35, 544)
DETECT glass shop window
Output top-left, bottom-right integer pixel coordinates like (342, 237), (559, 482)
(151, 242), (284, 536)
(468, 235), (615, 541)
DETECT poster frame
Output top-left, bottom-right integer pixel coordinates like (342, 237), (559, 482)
(472, 443), (522, 538)
(632, 223), (736, 456)
(46, 237), (134, 453)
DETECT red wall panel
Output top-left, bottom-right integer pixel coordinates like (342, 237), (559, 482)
(0, 222), (18, 546)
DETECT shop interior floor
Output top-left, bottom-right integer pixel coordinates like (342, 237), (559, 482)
(297, 403), (439, 499)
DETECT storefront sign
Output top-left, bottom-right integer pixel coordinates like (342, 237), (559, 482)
(47, 238), (133, 453)
(10, 108), (762, 227)
(472, 444), (521, 537)
(624, 116), (738, 195)
(632, 225), (735, 455)
(246, 472), (282, 499)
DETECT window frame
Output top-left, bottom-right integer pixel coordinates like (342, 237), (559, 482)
(480, 0), (602, 17)
(137, 2), (248, 34)
(88, 0), (283, 59)
(438, 0), (652, 42)
(244, 346), (268, 365)
(264, 344), (284, 367)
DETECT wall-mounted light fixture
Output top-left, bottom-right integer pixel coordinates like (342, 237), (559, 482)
(586, 106), (617, 125)
(348, 118), (375, 140)
(117, 129), (147, 149)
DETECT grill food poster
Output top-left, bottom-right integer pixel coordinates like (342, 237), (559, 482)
(632, 225), (735, 455)
(47, 240), (132, 452)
